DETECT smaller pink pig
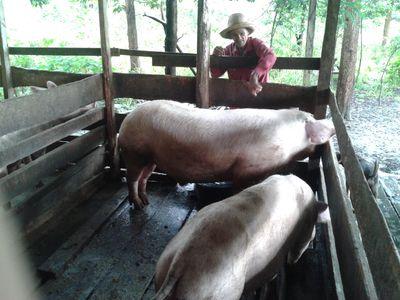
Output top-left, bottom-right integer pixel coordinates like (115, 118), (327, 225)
(154, 174), (330, 300)
(118, 100), (335, 209)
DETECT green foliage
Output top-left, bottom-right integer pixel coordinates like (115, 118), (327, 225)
(30, 0), (50, 7)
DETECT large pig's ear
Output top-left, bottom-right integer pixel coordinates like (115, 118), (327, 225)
(46, 81), (58, 89)
(305, 119), (335, 145)
(316, 202), (330, 223)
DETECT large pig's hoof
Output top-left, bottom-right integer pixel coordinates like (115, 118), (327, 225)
(139, 192), (150, 205)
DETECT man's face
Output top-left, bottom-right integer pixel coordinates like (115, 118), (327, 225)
(230, 28), (249, 49)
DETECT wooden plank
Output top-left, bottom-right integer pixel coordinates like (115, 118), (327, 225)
(99, 0), (118, 175)
(0, 0), (15, 99)
(376, 184), (400, 250)
(113, 73), (319, 110)
(318, 165), (345, 300)
(0, 126), (106, 203)
(329, 94), (400, 299)
(37, 173), (126, 277)
(0, 74), (103, 136)
(15, 146), (105, 235)
(303, 0), (317, 85)
(41, 184), (194, 299)
(314, 0), (340, 119)
(322, 141), (378, 299)
(196, 0), (210, 108)
(7, 66), (90, 87)
(153, 55), (321, 70)
(0, 108), (104, 167)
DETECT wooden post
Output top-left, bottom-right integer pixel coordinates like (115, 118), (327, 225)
(98, 0), (119, 176)
(303, 0), (317, 86)
(0, 0), (15, 99)
(314, 0), (340, 119)
(196, 0), (210, 108)
(165, 0), (177, 75)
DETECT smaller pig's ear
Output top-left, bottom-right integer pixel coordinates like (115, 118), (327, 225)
(46, 81), (58, 89)
(305, 119), (335, 145)
(316, 202), (330, 223)
(30, 86), (45, 93)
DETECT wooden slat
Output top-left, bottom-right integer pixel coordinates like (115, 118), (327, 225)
(0, 126), (106, 203)
(16, 146), (106, 235)
(0, 108), (104, 167)
(196, 0), (210, 108)
(113, 73), (319, 110)
(314, 0), (340, 119)
(329, 94), (400, 299)
(38, 185), (127, 277)
(8, 66), (90, 87)
(0, 0), (15, 99)
(153, 55), (321, 70)
(99, 0), (119, 174)
(318, 165), (345, 300)
(0, 74), (103, 136)
(322, 141), (378, 299)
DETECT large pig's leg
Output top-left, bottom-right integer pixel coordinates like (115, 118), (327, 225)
(138, 163), (156, 205)
(122, 152), (148, 209)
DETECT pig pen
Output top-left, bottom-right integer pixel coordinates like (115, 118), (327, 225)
(1, 69), (399, 299)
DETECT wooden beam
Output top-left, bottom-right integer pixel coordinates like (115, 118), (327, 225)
(98, 0), (119, 175)
(0, 126), (106, 203)
(196, 0), (210, 108)
(322, 141), (378, 299)
(0, 0), (15, 98)
(8, 66), (90, 87)
(16, 146), (106, 236)
(153, 55), (321, 70)
(314, 0), (340, 119)
(329, 93), (400, 299)
(0, 108), (104, 168)
(0, 75), (103, 136)
(165, 0), (177, 75)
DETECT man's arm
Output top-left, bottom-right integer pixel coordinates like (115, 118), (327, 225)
(210, 46), (227, 78)
(252, 38), (277, 76)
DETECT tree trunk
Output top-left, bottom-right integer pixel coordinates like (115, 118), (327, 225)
(336, 0), (360, 120)
(125, 0), (140, 72)
(295, 2), (308, 54)
(165, 0), (177, 75)
(270, 7), (279, 47)
(382, 3), (393, 46)
(303, 0), (317, 86)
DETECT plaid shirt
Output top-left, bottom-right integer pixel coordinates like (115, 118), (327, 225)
(210, 37), (276, 83)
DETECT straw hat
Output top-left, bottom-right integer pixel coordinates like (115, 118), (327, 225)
(220, 13), (255, 39)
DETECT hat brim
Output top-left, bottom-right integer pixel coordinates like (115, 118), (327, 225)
(220, 22), (255, 39)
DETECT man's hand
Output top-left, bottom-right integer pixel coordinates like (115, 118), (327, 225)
(213, 46), (224, 56)
(246, 71), (262, 96)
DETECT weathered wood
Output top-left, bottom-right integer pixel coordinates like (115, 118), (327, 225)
(322, 141), (378, 299)
(196, 0), (210, 108)
(314, 0), (340, 119)
(0, 108), (104, 168)
(41, 184), (194, 299)
(318, 165), (345, 300)
(329, 93), (400, 299)
(15, 146), (105, 235)
(113, 73), (320, 110)
(0, 74), (103, 136)
(0, 0), (15, 98)
(0, 126), (106, 203)
(37, 165), (125, 277)
(153, 55), (321, 70)
(99, 0), (118, 175)
(303, 0), (317, 86)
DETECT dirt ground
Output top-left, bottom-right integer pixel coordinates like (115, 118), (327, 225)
(343, 95), (400, 175)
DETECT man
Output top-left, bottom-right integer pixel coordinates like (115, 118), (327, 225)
(211, 13), (277, 96)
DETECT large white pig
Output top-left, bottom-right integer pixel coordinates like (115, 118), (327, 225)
(118, 100), (335, 209)
(154, 174), (330, 300)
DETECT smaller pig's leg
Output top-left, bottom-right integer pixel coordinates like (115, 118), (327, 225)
(138, 163), (156, 205)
